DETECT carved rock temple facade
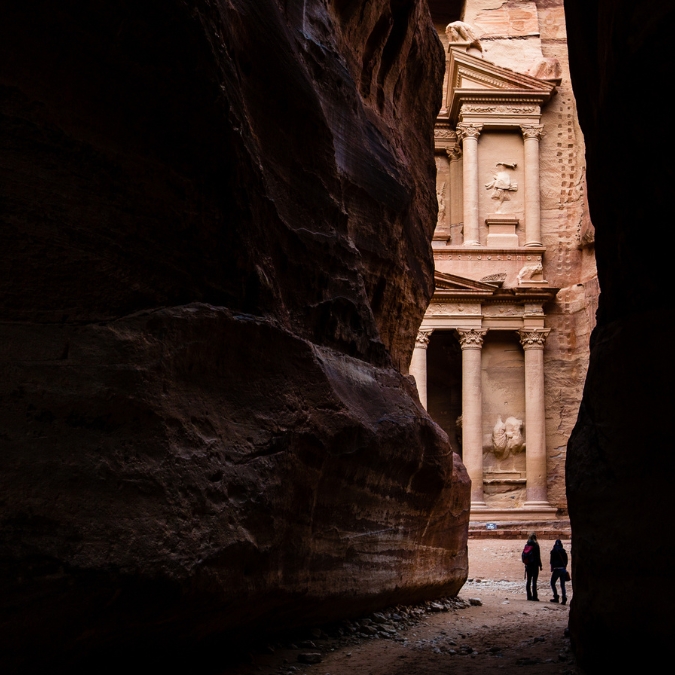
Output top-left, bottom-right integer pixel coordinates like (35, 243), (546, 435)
(410, 1), (598, 523)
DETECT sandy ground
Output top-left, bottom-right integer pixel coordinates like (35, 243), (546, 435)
(223, 540), (575, 675)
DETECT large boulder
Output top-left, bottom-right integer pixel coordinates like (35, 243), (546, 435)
(0, 0), (469, 671)
(564, 0), (675, 668)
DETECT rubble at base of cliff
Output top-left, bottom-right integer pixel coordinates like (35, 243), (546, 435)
(249, 595), (474, 666)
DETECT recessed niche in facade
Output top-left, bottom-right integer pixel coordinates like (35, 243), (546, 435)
(427, 331), (462, 456)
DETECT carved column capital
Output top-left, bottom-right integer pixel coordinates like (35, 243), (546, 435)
(456, 328), (488, 349)
(446, 145), (462, 161)
(416, 328), (434, 348)
(520, 124), (545, 141)
(518, 328), (551, 350)
(456, 123), (483, 142)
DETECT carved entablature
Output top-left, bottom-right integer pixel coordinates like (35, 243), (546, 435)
(456, 328), (488, 349)
(462, 104), (540, 115)
(459, 102), (543, 129)
(422, 271), (558, 336)
(427, 301), (482, 316)
(434, 121), (459, 155)
(482, 304), (520, 317)
(523, 303), (545, 316)
(428, 303), (459, 316)
(435, 252), (544, 263)
(434, 125), (456, 141)
(443, 47), (556, 129)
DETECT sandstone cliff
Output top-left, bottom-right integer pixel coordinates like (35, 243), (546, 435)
(565, 0), (675, 668)
(0, 1), (469, 671)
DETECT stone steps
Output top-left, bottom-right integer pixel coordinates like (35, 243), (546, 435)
(469, 519), (571, 539)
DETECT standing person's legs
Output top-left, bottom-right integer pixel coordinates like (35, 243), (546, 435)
(531, 566), (539, 600)
(526, 567), (533, 600)
(560, 573), (567, 604)
(550, 570), (561, 601)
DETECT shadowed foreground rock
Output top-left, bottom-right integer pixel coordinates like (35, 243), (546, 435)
(564, 0), (675, 669)
(0, 0), (469, 672)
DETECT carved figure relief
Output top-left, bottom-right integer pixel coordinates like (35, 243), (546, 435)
(492, 415), (525, 458)
(436, 182), (446, 226)
(517, 262), (544, 284)
(492, 415), (506, 453)
(528, 57), (562, 82)
(485, 163), (518, 213)
(480, 273), (507, 286)
(445, 21), (482, 56)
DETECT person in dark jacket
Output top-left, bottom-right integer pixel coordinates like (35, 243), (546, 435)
(523, 533), (543, 601)
(549, 539), (569, 604)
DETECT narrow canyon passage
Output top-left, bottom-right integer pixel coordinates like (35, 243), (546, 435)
(224, 540), (573, 675)
(3, 0), (673, 671)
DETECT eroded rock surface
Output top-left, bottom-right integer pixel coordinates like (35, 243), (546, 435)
(565, 0), (675, 668)
(0, 1), (469, 671)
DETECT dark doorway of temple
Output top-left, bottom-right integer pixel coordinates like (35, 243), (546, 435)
(427, 330), (462, 456)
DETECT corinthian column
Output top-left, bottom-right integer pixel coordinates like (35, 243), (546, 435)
(446, 145), (463, 244)
(457, 328), (488, 509)
(520, 125), (544, 247)
(518, 328), (552, 507)
(456, 124), (483, 246)
(410, 329), (434, 409)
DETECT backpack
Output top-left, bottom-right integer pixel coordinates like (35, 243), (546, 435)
(522, 544), (535, 565)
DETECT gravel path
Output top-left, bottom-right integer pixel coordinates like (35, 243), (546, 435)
(222, 540), (576, 675)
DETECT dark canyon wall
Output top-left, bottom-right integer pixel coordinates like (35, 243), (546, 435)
(0, 1), (469, 671)
(564, 0), (675, 669)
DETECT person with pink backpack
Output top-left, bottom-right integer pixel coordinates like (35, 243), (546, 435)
(522, 533), (543, 601)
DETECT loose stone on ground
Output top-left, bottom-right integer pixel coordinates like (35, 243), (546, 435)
(222, 540), (576, 675)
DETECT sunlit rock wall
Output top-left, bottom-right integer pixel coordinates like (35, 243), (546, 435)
(433, 0), (598, 513)
(0, 1), (469, 670)
(564, 0), (675, 669)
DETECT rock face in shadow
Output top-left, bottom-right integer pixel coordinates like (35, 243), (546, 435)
(564, 0), (675, 668)
(0, 0), (469, 671)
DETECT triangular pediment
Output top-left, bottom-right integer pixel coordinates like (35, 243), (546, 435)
(434, 270), (499, 293)
(450, 48), (556, 94)
(445, 48), (556, 123)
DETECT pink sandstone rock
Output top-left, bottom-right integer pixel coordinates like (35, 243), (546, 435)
(0, 1), (469, 671)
